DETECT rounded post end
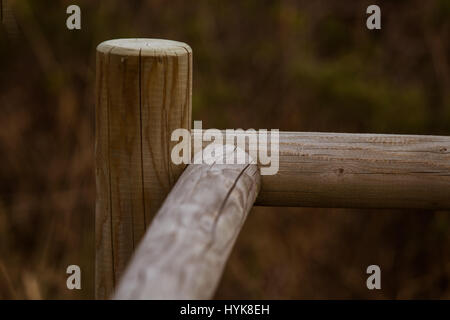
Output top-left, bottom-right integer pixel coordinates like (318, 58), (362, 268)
(96, 38), (192, 56)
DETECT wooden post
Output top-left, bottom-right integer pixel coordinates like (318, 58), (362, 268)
(95, 39), (192, 299)
(114, 146), (261, 299)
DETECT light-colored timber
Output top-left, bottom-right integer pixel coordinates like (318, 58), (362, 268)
(96, 38), (450, 301)
(114, 146), (261, 299)
(95, 39), (192, 299)
(194, 130), (450, 209)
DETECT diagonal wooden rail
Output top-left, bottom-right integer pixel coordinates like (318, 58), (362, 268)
(114, 146), (260, 299)
(95, 39), (450, 299)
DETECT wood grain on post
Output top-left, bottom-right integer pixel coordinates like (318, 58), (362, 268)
(114, 146), (261, 299)
(196, 131), (450, 209)
(95, 39), (192, 299)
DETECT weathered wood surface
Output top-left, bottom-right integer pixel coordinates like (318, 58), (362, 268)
(95, 39), (192, 299)
(96, 38), (450, 300)
(195, 131), (450, 209)
(114, 146), (261, 299)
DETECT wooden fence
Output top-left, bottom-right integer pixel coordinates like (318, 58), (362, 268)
(95, 39), (450, 299)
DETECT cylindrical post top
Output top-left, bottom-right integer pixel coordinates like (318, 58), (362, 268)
(96, 38), (192, 56)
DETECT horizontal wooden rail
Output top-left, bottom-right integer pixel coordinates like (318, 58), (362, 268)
(114, 146), (261, 299)
(195, 131), (450, 209)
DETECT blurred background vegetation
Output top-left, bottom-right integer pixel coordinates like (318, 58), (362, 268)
(0, 0), (449, 299)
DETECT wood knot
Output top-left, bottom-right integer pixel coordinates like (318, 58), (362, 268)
(337, 168), (344, 175)
(439, 147), (447, 153)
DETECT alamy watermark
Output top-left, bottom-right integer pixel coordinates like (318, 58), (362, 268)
(171, 121), (280, 175)
(66, 5), (81, 30)
(366, 265), (381, 290)
(66, 265), (81, 290)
